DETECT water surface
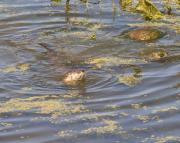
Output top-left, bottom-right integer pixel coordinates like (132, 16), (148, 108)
(0, 0), (180, 143)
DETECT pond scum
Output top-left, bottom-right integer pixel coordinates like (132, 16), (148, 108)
(57, 119), (127, 138)
(0, 95), (127, 137)
(142, 135), (180, 143)
(0, 93), (179, 140)
(0, 63), (30, 73)
(41, 17), (105, 41)
(0, 95), (88, 119)
(86, 57), (138, 68)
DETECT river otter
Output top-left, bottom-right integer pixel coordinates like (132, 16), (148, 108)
(38, 43), (86, 85)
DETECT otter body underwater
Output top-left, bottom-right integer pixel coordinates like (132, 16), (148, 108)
(38, 43), (86, 86)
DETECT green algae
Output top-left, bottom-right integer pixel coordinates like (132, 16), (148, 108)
(0, 96), (88, 119)
(87, 57), (138, 68)
(0, 63), (30, 73)
(139, 48), (168, 61)
(135, 0), (163, 20)
(119, 0), (132, 11)
(142, 135), (180, 143)
(82, 119), (127, 135)
(118, 74), (141, 86)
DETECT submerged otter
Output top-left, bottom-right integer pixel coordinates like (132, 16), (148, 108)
(38, 43), (86, 85)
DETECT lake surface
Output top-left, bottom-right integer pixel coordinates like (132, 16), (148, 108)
(0, 0), (180, 143)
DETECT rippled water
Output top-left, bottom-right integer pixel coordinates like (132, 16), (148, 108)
(0, 0), (180, 143)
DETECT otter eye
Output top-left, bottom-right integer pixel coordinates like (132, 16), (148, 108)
(81, 70), (85, 72)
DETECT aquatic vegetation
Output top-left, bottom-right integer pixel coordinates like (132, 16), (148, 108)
(0, 63), (30, 73)
(57, 119), (126, 137)
(82, 119), (122, 135)
(142, 135), (180, 143)
(119, 0), (132, 11)
(58, 130), (74, 137)
(128, 22), (168, 27)
(135, 0), (163, 20)
(163, 0), (180, 14)
(17, 63), (30, 72)
(152, 106), (178, 113)
(52, 0), (178, 21)
(0, 122), (13, 129)
(51, 0), (61, 2)
(41, 19), (104, 40)
(89, 32), (96, 40)
(87, 57), (137, 68)
(134, 115), (161, 123)
(118, 74), (140, 86)
(20, 87), (32, 92)
(61, 31), (97, 41)
(139, 48), (168, 61)
(0, 96), (88, 119)
(120, 0), (164, 20)
(131, 103), (148, 110)
(70, 18), (105, 31)
(173, 25), (180, 33)
(119, 112), (129, 117)
(154, 136), (180, 143)
(120, 0), (179, 21)
(117, 65), (142, 86)
(106, 104), (119, 110)
(62, 90), (83, 98)
(134, 115), (151, 123)
(133, 127), (148, 131)
(127, 15), (180, 33)
(174, 83), (180, 88)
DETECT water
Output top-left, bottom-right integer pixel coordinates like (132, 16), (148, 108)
(0, 0), (180, 143)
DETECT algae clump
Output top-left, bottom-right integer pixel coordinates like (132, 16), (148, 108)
(139, 48), (168, 61)
(118, 74), (140, 86)
(87, 57), (137, 68)
(135, 0), (163, 20)
(119, 0), (132, 11)
(0, 63), (30, 73)
(0, 96), (88, 119)
(82, 119), (127, 136)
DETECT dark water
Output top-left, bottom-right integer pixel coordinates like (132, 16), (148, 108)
(0, 0), (180, 143)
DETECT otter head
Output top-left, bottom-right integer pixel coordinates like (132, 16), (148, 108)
(63, 70), (86, 85)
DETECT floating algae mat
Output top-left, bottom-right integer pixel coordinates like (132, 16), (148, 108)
(86, 57), (144, 68)
(0, 63), (30, 73)
(139, 48), (168, 61)
(0, 95), (88, 119)
(118, 74), (141, 86)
